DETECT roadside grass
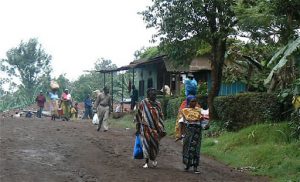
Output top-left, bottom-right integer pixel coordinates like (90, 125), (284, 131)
(110, 113), (178, 133)
(201, 122), (300, 182)
(110, 114), (300, 181)
(110, 113), (136, 129)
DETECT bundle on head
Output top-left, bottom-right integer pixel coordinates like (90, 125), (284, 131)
(50, 81), (59, 91)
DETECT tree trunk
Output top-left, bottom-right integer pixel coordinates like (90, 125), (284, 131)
(246, 65), (254, 91)
(208, 38), (226, 119)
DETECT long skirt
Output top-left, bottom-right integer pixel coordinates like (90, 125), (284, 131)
(140, 125), (160, 161)
(50, 100), (58, 116)
(182, 123), (202, 168)
(61, 101), (70, 119)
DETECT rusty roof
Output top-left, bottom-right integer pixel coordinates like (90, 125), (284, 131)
(94, 55), (211, 73)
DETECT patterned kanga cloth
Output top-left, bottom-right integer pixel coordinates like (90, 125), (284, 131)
(135, 98), (166, 161)
(174, 100), (201, 140)
(183, 123), (202, 168)
(180, 107), (203, 168)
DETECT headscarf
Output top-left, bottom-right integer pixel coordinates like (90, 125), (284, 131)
(186, 95), (197, 107)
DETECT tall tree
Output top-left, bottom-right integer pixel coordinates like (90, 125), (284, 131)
(1, 38), (52, 100)
(71, 58), (118, 102)
(235, 0), (300, 44)
(141, 0), (237, 118)
(134, 46), (161, 60)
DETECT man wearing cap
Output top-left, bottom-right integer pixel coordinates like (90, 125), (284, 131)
(35, 91), (46, 118)
(184, 73), (198, 96)
(60, 89), (72, 121)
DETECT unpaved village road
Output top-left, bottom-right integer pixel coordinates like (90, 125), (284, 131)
(0, 117), (269, 182)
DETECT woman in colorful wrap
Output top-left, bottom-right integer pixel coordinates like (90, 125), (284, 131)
(135, 88), (166, 168)
(177, 95), (207, 174)
(48, 90), (59, 120)
(60, 89), (72, 121)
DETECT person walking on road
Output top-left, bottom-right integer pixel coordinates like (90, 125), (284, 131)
(130, 85), (138, 111)
(177, 95), (208, 174)
(83, 94), (93, 119)
(94, 86), (111, 132)
(135, 88), (166, 168)
(48, 90), (59, 120)
(35, 91), (46, 118)
(60, 89), (72, 121)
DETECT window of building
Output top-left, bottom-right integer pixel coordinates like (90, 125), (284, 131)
(147, 78), (153, 89)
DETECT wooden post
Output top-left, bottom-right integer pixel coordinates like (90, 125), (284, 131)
(121, 73), (124, 112)
(176, 74), (180, 96)
(111, 72), (113, 112)
(132, 68), (135, 85)
(104, 73), (106, 86)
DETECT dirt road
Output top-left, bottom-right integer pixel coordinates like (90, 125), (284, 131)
(0, 117), (268, 182)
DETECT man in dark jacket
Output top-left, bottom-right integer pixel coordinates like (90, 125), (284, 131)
(83, 94), (93, 119)
(130, 85), (138, 111)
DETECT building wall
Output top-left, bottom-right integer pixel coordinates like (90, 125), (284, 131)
(134, 65), (158, 99)
(134, 65), (246, 98)
(207, 72), (246, 96)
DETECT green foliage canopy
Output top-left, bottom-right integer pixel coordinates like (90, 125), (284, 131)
(1, 38), (52, 99)
(141, 0), (238, 118)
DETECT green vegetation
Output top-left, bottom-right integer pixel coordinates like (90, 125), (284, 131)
(110, 114), (177, 134)
(214, 93), (281, 130)
(202, 122), (300, 182)
(110, 113), (136, 129)
(111, 114), (300, 181)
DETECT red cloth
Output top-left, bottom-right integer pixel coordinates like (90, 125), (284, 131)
(179, 99), (187, 111)
(36, 95), (46, 107)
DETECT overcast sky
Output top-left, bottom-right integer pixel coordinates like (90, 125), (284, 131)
(0, 0), (157, 81)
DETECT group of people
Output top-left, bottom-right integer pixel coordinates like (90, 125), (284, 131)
(35, 89), (78, 121)
(35, 85), (112, 133)
(134, 73), (209, 174)
(35, 74), (208, 174)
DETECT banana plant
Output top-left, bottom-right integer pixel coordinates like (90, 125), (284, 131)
(265, 37), (300, 92)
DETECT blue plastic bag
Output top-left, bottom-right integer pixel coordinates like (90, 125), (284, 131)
(185, 79), (197, 96)
(133, 134), (143, 159)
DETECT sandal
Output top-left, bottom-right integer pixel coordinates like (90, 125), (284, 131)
(194, 167), (200, 174)
(142, 163), (148, 168)
(152, 161), (157, 167)
(184, 165), (189, 172)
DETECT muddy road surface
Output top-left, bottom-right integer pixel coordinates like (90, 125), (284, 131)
(0, 117), (268, 182)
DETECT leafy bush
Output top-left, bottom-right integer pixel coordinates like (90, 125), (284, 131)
(156, 96), (170, 118)
(165, 97), (185, 119)
(278, 78), (300, 139)
(180, 81), (208, 98)
(214, 92), (281, 130)
(290, 112), (300, 140)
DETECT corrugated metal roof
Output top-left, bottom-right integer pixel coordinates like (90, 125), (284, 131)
(94, 55), (211, 73)
(164, 59), (189, 72)
(189, 57), (211, 71)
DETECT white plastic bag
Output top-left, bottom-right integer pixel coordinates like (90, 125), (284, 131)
(92, 113), (99, 125)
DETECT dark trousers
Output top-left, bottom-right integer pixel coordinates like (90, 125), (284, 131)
(83, 107), (93, 119)
(131, 101), (136, 111)
(37, 107), (44, 118)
